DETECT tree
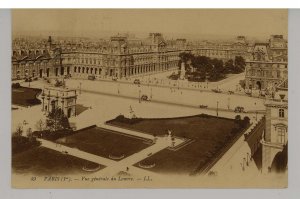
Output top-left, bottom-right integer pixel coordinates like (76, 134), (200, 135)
(235, 115), (241, 121)
(26, 128), (33, 138)
(179, 52), (194, 64)
(225, 59), (235, 73)
(234, 56), (246, 70)
(241, 116), (251, 128)
(243, 116), (250, 125)
(46, 108), (70, 132)
(13, 124), (23, 137)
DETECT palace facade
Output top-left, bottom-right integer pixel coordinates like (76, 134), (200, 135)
(12, 33), (186, 80)
(244, 35), (288, 93)
(261, 78), (288, 173)
(12, 36), (63, 80)
(190, 36), (252, 61)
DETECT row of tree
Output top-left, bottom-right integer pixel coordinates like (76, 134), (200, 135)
(178, 52), (246, 82)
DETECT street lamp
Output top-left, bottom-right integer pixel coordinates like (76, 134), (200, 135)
(139, 89), (141, 103)
(216, 101), (219, 117)
(227, 97), (230, 110)
(246, 152), (249, 166)
(79, 82), (82, 94)
(254, 102), (257, 121)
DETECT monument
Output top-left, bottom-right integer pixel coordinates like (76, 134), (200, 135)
(179, 62), (186, 80)
(41, 87), (77, 118)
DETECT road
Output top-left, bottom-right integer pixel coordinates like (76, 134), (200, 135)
(65, 78), (265, 112)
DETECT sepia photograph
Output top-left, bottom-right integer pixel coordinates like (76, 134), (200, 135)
(10, 9), (288, 188)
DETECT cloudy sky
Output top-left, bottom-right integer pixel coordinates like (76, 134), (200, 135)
(12, 9), (288, 40)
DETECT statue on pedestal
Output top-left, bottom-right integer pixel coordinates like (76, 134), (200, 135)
(179, 62), (186, 80)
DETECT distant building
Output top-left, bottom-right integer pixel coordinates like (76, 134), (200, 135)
(245, 35), (287, 94)
(41, 87), (77, 118)
(190, 36), (251, 61)
(261, 78), (288, 173)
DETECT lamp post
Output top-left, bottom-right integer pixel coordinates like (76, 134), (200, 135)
(227, 97), (230, 110)
(79, 82), (82, 94)
(246, 152), (249, 166)
(254, 102), (257, 121)
(138, 89), (141, 103)
(216, 101), (219, 117)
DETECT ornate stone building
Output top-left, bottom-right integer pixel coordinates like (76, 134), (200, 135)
(12, 36), (64, 80)
(245, 35), (288, 94)
(12, 34), (258, 80)
(12, 33), (184, 80)
(61, 33), (183, 79)
(261, 79), (288, 173)
(41, 87), (77, 118)
(190, 36), (251, 61)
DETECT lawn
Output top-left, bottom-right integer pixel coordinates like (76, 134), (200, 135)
(12, 146), (103, 175)
(56, 127), (151, 161)
(12, 86), (42, 106)
(108, 114), (248, 175)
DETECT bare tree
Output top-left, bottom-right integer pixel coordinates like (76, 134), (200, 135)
(13, 123), (23, 137)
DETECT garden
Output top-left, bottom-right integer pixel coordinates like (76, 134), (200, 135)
(55, 126), (152, 161)
(12, 83), (42, 106)
(107, 114), (250, 175)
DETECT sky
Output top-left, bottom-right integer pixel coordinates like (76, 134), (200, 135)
(12, 9), (288, 40)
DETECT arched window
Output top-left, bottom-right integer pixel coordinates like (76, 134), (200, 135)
(82, 67), (85, 73)
(74, 67), (77, 73)
(279, 109), (285, 118)
(86, 68), (89, 73)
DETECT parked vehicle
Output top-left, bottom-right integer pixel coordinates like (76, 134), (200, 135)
(25, 77), (32, 82)
(134, 79), (141, 84)
(64, 74), (72, 79)
(212, 89), (222, 93)
(88, 75), (96, 80)
(141, 95), (150, 101)
(234, 106), (246, 113)
(199, 105), (208, 108)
